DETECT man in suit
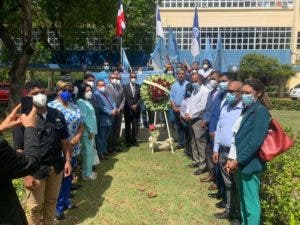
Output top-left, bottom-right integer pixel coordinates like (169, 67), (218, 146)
(94, 80), (117, 160)
(123, 71), (141, 147)
(106, 70), (125, 152)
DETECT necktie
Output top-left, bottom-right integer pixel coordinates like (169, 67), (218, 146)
(131, 84), (135, 97)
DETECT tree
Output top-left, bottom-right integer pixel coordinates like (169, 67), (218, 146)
(273, 64), (295, 98)
(0, 0), (34, 107)
(239, 53), (295, 98)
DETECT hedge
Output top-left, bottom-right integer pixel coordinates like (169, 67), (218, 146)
(261, 128), (300, 225)
(270, 98), (300, 111)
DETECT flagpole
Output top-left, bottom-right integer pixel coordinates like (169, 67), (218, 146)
(120, 36), (123, 65)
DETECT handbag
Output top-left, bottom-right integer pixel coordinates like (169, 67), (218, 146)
(259, 118), (294, 161)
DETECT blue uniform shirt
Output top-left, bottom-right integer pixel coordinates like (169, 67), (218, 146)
(170, 80), (189, 107)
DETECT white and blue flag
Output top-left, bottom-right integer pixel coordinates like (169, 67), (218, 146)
(204, 36), (214, 64)
(156, 7), (164, 38)
(167, 26), (179, 64)
(122, 48), (131, 73)
(191, 6), (200, 58)
(214, 31), (226, 72)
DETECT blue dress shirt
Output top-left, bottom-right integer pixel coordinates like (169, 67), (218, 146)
(213, 101), (243, 153)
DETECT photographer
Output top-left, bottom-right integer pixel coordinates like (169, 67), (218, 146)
(0, 105), (40, 225)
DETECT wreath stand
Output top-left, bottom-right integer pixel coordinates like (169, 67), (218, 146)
(150, 110), (174, 154)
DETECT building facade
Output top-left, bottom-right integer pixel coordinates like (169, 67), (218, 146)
(159, 0), (300, 87)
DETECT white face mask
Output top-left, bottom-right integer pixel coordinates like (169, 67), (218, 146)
(130, 78), (136, 84)
(33, 93), (47, 107)
(116, 79), (121, 85)
(84, 91), (93, 99)
(73, 86), (78, 96)
(104, 65), (110, 71)
(98, 87), (106, 93)
(86, 81), (94, 88)
(167, 71), (173, 75)
(202, 64), (209, 70)
(137, 70), (142, 75)
(209, 79), (218, 89)
(111, 78), (118, 85)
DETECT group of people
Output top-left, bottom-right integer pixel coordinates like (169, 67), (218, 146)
(0, 66), (142, 224)
(169, 60), (270, 225)
(0, 59), (270, 225)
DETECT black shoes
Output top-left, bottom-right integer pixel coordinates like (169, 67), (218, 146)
(71, 184), (81, 191)
(55, 212), (65, 220)
(208, 191), (223, 200)
(188, 163), (199, 168)
(215, 200), (226, 209)
(193, 168), (207, 176)
(214, 210), (229, 219)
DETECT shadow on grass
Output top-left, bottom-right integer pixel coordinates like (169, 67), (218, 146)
(56, 149), (130, 225)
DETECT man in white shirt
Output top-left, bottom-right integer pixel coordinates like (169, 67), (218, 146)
(182, 73), (210, 175)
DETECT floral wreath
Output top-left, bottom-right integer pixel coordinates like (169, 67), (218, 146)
(140, 74), (175, 112)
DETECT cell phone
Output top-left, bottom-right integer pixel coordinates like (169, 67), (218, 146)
(21, 96), (33, 115)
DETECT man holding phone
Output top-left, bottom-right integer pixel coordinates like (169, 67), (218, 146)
(0, 104), (40, 225)
(13, 80), (73, 225)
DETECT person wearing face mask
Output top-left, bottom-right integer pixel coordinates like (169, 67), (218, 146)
(225, 79), (270, 225)
(93, 61), (111, 86)
(48, 81), (84, 220)
(123, 72), (141, 147)
(76, 84), (97, 180)
(106, 70), (125, 153)
(170, 68), (189, 150)
(211, 81), (243, 224)
(165, 64), (175, 76)
(206, 73), (230, 198)
(199, 71), (222, 183)
(13, 80), (73, 223)
(94, 80), (117, 160)
(182, 73), (210, 176)
(198, 59), (214, 79)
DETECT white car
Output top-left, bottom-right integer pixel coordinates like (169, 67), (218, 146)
(290, 84), (300, 100)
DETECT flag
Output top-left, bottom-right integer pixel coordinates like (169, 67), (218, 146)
(150, 37), (167, 70)
(156, 7), (164, 38)
(167, 26), (179, 64)
(204, 36), (214, 64)
(122, 48), (131, 73)
(116, 0), (126, 36)
(214, 32), (226, 72)
(191, 7), (200, 58)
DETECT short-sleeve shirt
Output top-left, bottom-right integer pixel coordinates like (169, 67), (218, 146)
(48, 99), (83, 155)
(13, 107), (69, 179)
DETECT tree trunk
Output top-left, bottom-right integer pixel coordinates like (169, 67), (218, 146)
(0, 0), (34, 108)
(277, 78), (287, 98)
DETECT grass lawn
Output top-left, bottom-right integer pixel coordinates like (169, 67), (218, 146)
(57, 145), (228, 225)
(271, 110), (300, 133)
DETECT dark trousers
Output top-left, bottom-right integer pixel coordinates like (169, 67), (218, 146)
(124, 112), (139, 144)
(109, 114), (122, 151)
(173, 111), (185, 147)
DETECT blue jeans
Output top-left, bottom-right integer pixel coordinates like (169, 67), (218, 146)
(97, 127), (112, 156)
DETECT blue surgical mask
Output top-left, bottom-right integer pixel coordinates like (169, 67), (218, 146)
(242, 93), (255, 106)
(60, 91), (72, 102)
(226, 92), (236, 104)
(218, 81), (229, 91)
(192, 82), (200, 90)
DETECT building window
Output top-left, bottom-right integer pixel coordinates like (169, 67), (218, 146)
(160, 0), (294, 8)
(164, 27), (292, 50)
(297, 32), (300, 49)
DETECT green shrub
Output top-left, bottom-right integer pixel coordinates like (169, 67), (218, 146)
(266, 86), (278, 92)
(13, 179), (25, 200)
(261, 129), (300, 225)
(270, 98), (300, 111)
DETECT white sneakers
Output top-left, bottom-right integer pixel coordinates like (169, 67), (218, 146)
(82, 172), (97, 181)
